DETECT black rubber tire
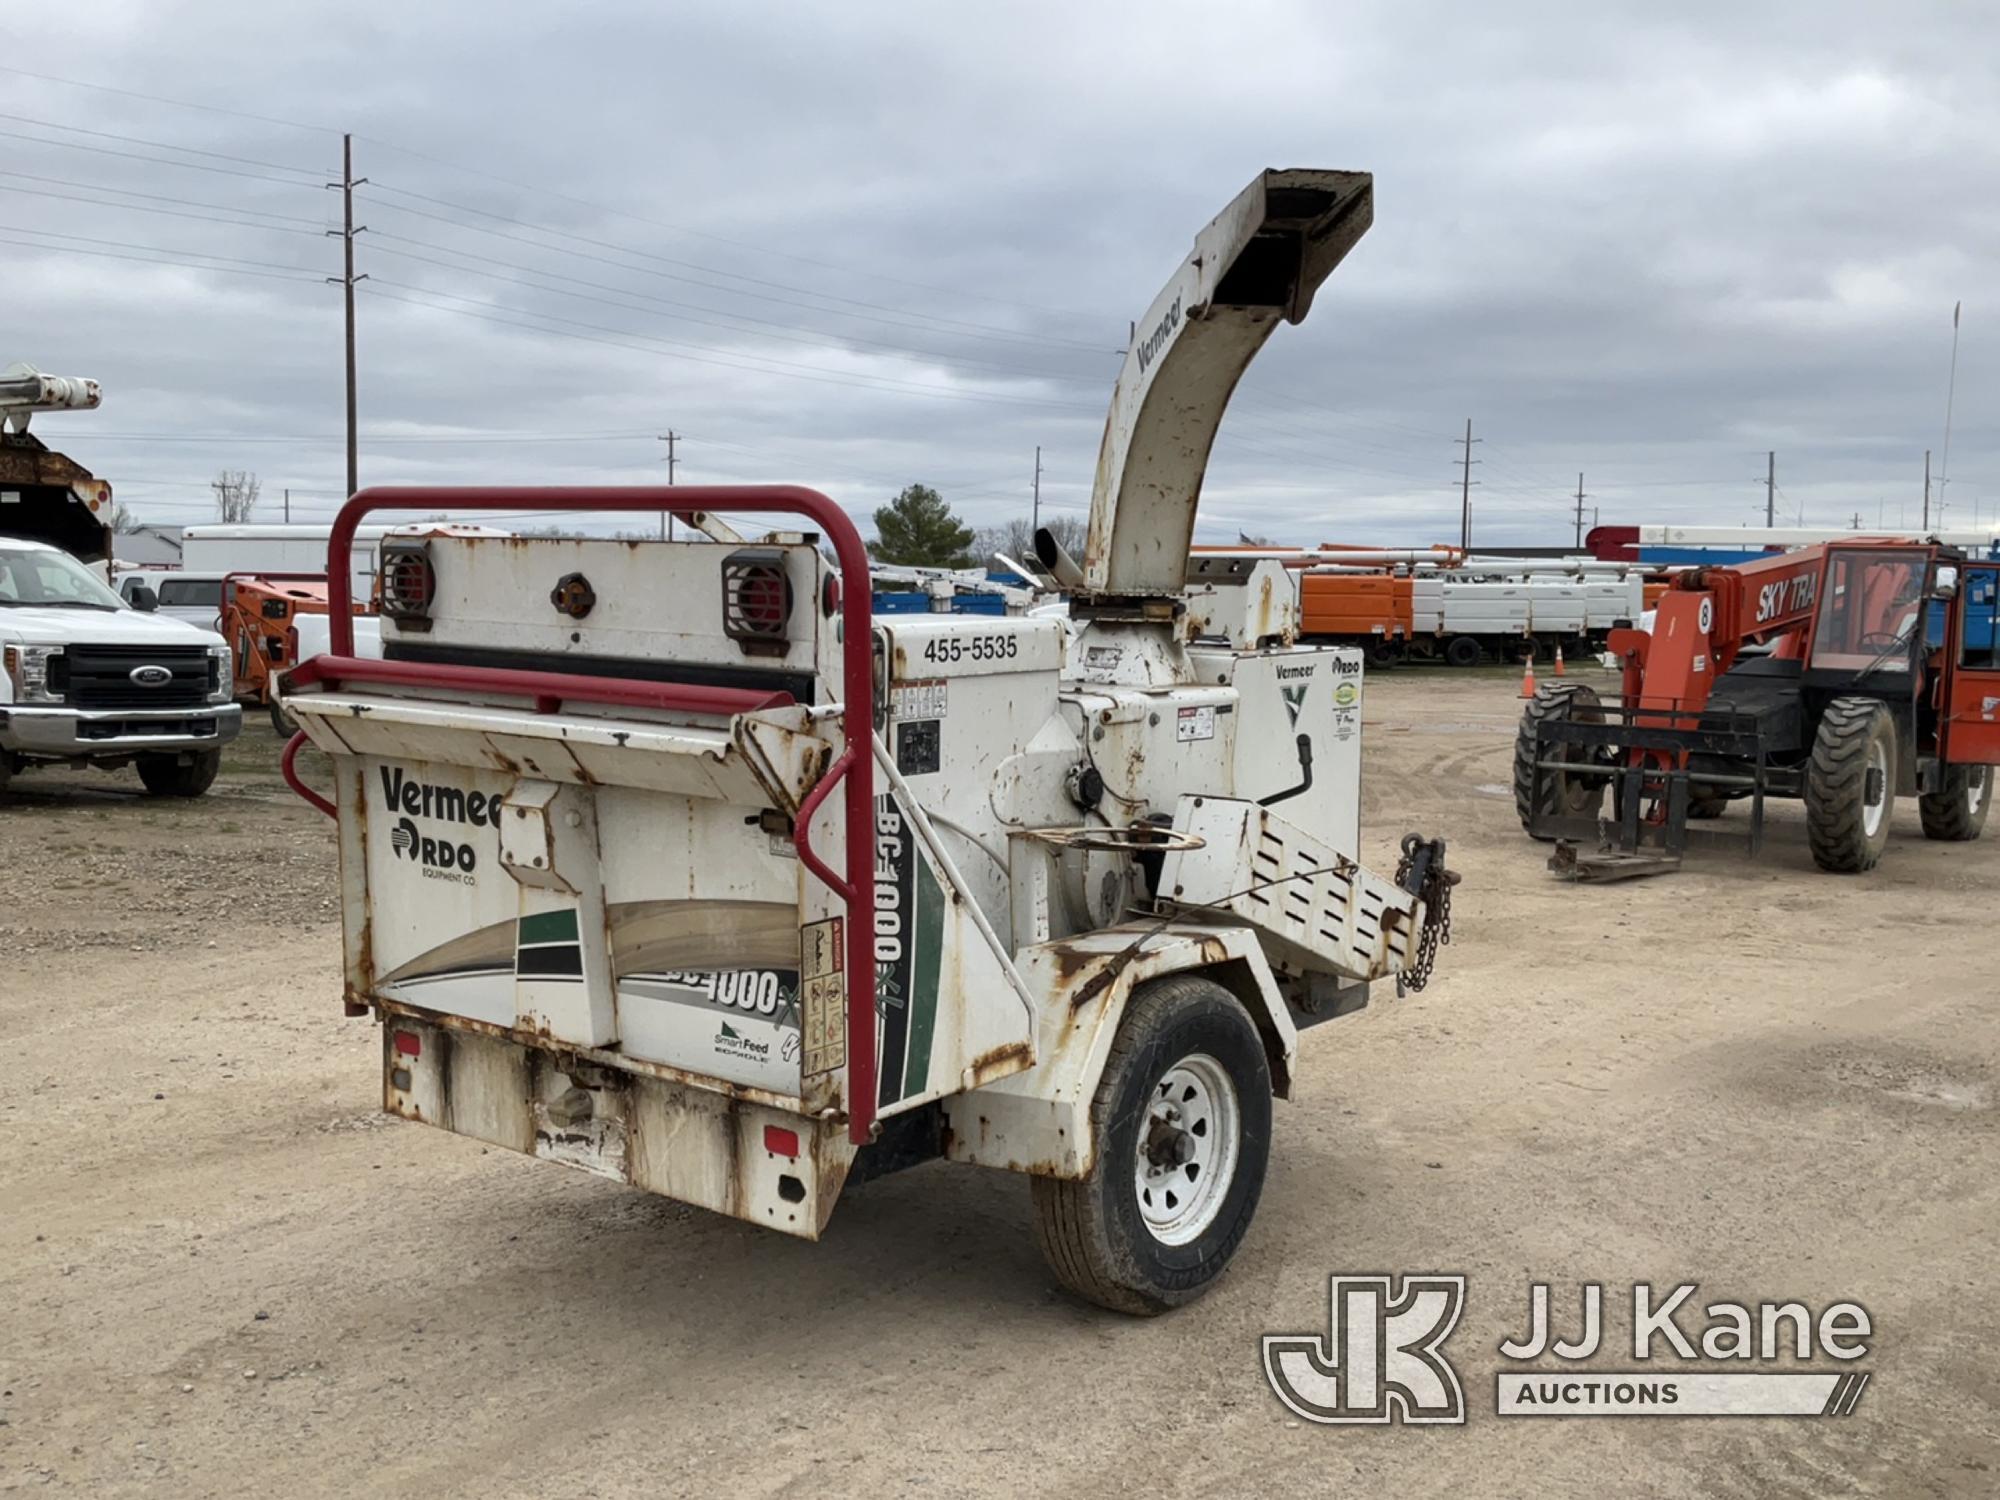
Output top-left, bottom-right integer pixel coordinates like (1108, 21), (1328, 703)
(1687, 794), (1727, 820)
(1805, 698), (1896, 872)
(1365, 639), (1403, 669)
(1443, 635), (1482, 669)
(1030, 975), (1272, 1316)
(1514, 682), (1608, 838)
(1918, 764), (1991, 842)
(268, 697), (297, 737)
(136, 749), (222, 798)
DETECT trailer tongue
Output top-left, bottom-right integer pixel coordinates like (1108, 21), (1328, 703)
(282, 168), (1456, 1313)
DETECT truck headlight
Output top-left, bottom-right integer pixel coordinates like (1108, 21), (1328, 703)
(208, 643), (232, 703)
(3, 644), (65, 704)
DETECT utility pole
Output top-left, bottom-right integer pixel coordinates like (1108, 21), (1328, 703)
(1455, 419), (1480, 551)
(284, 487), (290, 523)
(657, 430), (678, 539)
(326, 135), (367, 499)
(1572, 472), (1589, 548)
(1765, 451), (1775, 528)
(1939, 301), (1962, 527)
(1923, 449), (1932, 531)
(1031, 445), (1042, 535)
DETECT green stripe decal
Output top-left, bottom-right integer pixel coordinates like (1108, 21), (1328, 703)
(518, 908), (579, 946)
(901, 858), (945, 1097)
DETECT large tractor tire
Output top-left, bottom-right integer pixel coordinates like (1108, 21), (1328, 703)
(1514, 682), (1608, 838)
(137, 749), (222, 799)
(1031, 975), (1272, 1315)
(1918, 764), (1992, 842)
(1805, 698), (1896, 872)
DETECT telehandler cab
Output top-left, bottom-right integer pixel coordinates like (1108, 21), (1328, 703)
(281, 168), (1457, 1313)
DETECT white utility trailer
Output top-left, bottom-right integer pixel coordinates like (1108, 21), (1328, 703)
(281, 168), (1457, 1312)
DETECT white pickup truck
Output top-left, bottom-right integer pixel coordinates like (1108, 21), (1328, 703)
(0, 537), (241, 797)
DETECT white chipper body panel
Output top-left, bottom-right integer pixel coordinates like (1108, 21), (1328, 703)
(282, 167), (1457, 1312)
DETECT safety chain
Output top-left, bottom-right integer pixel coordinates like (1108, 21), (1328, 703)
(1394, 833), (1458, 994)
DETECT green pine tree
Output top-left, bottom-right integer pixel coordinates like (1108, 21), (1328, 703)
(868, 484), (976, 568)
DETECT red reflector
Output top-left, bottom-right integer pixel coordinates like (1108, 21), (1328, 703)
(763, 1124), (800, 1158)
(393, 1031), (421, 1058)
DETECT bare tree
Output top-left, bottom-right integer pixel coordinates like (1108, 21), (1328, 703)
(974, 513), (1087, 568)
(110, 501), (141, 533)
(211, 469), (261, 523)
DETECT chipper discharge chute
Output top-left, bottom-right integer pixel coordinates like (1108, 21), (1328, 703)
(281, 167), (1458, 1313)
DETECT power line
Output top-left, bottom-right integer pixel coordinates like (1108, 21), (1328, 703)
(356, 281), (1092, 412)
(0, 169), (326, 225)
(0, 229), (326, 283)
(360, 185), (1111, 355)
(360, 231), (1093, 382)
(0, 64), (335, 135)
(0, 125), (323, 188)
(0, 112), (325, 179)
(0, 64), (1105, 325)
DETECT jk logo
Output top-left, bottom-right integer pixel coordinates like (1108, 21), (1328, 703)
(1263, 1275), (1467, 1425)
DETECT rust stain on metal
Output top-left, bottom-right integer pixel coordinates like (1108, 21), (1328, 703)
(961, 1040), (1032, 1090)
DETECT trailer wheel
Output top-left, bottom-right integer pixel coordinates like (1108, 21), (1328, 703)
(137, 749), (221, 798)
(268, 698), (298, 736)
(1806, 698), (1896, 872)
(1918, 764), (1991, 842)
(1031, 974), (1271, 1315)
(1443, 635), (1482, 669)
(1514, 683), (1608, 838)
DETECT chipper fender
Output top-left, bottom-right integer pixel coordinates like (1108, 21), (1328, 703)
(940, 923), (1294, 1181)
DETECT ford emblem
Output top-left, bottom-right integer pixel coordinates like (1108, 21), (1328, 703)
(129, 664), (174, 687)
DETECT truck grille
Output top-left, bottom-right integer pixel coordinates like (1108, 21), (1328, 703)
(63, 645), (215, 709)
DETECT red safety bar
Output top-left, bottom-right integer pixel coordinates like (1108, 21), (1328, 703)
(308, 485), (881, 1145)
(282, 729), (335, 818)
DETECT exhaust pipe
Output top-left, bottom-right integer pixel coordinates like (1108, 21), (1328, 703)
(1034, 528), (1086, 591)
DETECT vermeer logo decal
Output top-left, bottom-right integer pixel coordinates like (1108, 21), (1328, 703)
(380, 765), (496, 885)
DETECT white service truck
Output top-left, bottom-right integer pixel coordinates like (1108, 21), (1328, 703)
(281, 169), (1456, 1311)
(0, 366), (241, 798)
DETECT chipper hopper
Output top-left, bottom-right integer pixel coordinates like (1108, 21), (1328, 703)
(281, 168), (1457, 1313)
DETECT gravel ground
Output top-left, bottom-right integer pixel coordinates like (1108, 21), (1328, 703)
(2, 674), (1995, 1498)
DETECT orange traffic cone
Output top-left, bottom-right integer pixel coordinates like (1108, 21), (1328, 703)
(1520, 655), (1537, 698)
(1554, 644), (1566, 677)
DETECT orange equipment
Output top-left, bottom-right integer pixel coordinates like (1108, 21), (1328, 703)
(1516, 539), (2000, 874)
(219, 573), (365, 732)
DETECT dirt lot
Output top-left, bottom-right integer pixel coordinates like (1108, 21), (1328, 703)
(3, 668), (1996, 1498)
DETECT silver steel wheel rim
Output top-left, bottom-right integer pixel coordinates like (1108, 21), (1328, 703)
(1863, 741), (1888, 838)
(1135, 1052), (1240, 1247)
(1971, 767), (1990, 816)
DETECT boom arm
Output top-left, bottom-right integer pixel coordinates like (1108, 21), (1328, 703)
(1622, 542), (1842, 714)
(0, 363), (101, 434)
(1079, 169), (1373, 600)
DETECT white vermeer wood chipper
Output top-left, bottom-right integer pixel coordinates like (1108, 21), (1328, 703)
(281, 168), (1456, 1313)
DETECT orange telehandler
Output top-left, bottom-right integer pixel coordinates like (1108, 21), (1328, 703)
(1516, 538), (2000, 874)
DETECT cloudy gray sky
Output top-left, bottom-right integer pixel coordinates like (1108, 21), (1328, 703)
(7, 1), (1997, 548)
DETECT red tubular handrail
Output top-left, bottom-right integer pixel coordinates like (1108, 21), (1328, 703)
(282, 729), (335, 818)
(285, 653), (795, 718)
(314, 486), (880, 1145)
